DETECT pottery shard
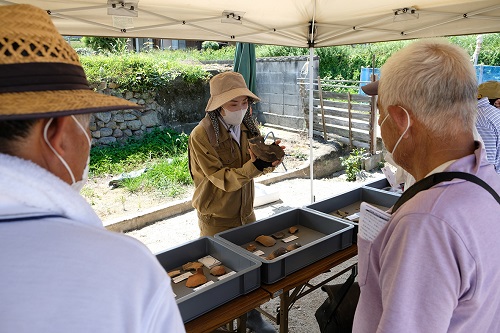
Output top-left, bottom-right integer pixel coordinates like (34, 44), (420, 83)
(266, 247), (288, 260)
(182, 261), (204, 271)
(286, 242), (302, 251)
(186, 268), (207, 288)
(334, 210), (349, 218)
(272, 231), (285, 239)
(246, 243), (257, 252)
(255, 235), (276, 247)
(210, 265), (226, 276)
(167, 270), (181, 278)
(288, 226), (299, 234)
(248, 136), (285, 163)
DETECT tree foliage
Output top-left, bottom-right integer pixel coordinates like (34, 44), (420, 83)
(76, 33), (500, 92)
(257, 33), (500, 81)
(81, 36), (128, 53)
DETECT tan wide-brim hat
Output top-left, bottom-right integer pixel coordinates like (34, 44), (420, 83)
(0, 4), (141, 121)
(478, 80), (500, 99)
(205, 71), (260, 112)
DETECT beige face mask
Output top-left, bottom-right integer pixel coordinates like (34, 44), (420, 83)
(221, 107), (247, 126)
(43, 116), (91, 192)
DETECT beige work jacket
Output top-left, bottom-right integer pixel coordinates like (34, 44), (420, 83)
(188, 115), (263, 235)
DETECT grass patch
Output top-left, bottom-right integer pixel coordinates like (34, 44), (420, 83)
(90, 127), (188, 176)
(119, 154), (192, 197)
(89, 127), (192, 197)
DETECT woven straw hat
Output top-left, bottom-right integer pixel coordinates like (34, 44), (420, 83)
(478, 80), (500, 99)
(205, 71), (260, 111)
(0, 4), (140, 120)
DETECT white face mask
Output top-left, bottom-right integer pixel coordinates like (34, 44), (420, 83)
(221, 107), (247, 126)
(379, 106), (411, 162)
(43, 116), (91, 192)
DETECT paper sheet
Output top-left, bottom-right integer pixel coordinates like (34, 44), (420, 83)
(381, 165), (397, 188)
(359, 202), (391, 242)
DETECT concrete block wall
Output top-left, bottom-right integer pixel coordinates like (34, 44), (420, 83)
(254, 56), (319, 131)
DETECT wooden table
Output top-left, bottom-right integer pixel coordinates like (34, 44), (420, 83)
(185, 245), (358, 333)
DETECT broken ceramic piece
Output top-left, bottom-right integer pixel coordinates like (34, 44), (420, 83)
(255, 235), (276, 247)
(167, 269), (181, 278)
(272, 231), (285, 239)
(288, 226), (299, 234)
(186, 268), (207, 288)
(286, 242), (302, 251)
(182, 261), (204, 271)
(246, 243), (257, 252)
(210, 265), (226, 276)
(266, 247), (288, 260)
(334, 210), (349, 218)
(248, 135), (285, 163)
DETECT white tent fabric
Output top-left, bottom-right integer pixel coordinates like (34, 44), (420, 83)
(1, 0), (499, 47)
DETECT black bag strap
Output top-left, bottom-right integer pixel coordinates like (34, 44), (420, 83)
(0, 214), (64, 223)
(393, 171), (500, 213)
(323, 265), (358, 315)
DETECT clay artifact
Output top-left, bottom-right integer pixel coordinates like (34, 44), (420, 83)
(288, 226), (299, 234)
(255, 235), (276, 247)
(246, 243), (257, 252)
(266, 247), (288, 260)
(248, 135), (285, 163)
(182, 261), (204, 271)
(334, 210), (349, 218)
(210, 265), (226, 276)
(186, 268), (208, 288)
(272, 231), (285, 239)
(167, 270), (181, 278)
(286, 243), (302, 251)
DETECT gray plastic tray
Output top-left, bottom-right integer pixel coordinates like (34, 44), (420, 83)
(215, 208), (353, 284)
(304, 186), (400, 243)
(155, 237), (261, 323)
(364, 177), (403, 195)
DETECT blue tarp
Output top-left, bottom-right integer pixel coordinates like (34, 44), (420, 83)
(359, 65), (500, 95)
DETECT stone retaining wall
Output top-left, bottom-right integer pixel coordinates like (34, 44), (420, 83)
(89, 90), (164, 145)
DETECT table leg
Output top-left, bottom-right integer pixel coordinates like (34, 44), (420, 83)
(237, 313), (247, 333)
(279, 290), (289, 333)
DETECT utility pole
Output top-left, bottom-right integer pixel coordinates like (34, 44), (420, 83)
(472, 34), (483, 66)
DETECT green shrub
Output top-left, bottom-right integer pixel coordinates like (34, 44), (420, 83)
(340, 148), (366, 182)
(81, 51), (210, 92)
(81, 36), (128, 53)
(201, 41), (220, 50)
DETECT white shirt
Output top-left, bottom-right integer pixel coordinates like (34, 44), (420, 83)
(0, 154), (185, 333)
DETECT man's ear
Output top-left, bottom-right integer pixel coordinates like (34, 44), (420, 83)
(41, 117), (73, 157)
(387, 105), (411, 137)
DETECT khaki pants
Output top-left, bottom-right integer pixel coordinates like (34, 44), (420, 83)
(197, 211), (256, 237)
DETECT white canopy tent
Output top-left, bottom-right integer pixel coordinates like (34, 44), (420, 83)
(1, 0), (498, 47)
(2, 0), (499, 201)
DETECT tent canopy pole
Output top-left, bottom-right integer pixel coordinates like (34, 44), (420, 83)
(308, 46), (314, 203)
